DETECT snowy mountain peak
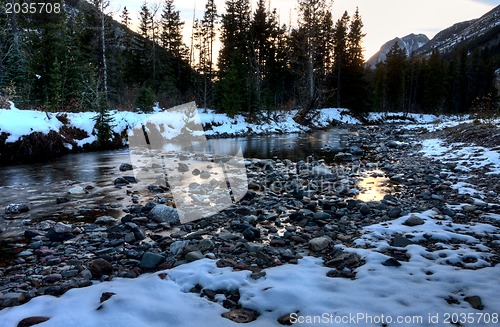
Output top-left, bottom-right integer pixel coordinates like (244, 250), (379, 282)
(366, 33), (429, 68)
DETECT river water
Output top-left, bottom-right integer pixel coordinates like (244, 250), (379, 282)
(0, 128), (394, 238)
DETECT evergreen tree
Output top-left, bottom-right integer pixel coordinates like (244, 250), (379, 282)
(217, 0), (252, 114)
(422, 50), (447, 113)
(332, 11), (349, 108)
(160, 0), (186, 60)
(384, 42), (407, 111)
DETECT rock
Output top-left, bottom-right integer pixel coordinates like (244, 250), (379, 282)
(68, 186), (86, 194)
(5, 203), (30, 214)
(88, 258), (113, 278)
(222, 308), (259, 323)
(56, 197), (70, 204)
(54, 222), (72, 233)
(185, 251), (205, 262)
(142, 202), (157, 212)
(313, 212), (332, 220)
(326, 270), (357, 279)
(387, 207), (402, 218)
(192, 168), (201, 176)
(359, 204), (371, 215)
(80, 269), (92, 280)
(334, 152), (353, 162)
(114, 177), (129, 185)
(250, 272), (266, 280)
(122, 176), (137, 184)
(119, 163), (133, 171)
(125, 222), (146, 241)
(0, 293), (27, 308)
(43, 273), (63, 283)
(464, 296), (484, 310)
(100, 292), (116, 303)
(382, 258), (401, 267)
(390, 235), (415, 247)
(95, 216), (116, 225)
(277, 313), (295, 325)
(17, 316), (50, 327)
(46, 228), (74, 242)
(324, 252), (362, 270)
(148, 205), (180, 225)
(139, 252), (165, 269)
(199, 170), (211, 179)
(349, 146), (364, 155)
(177, 162), (189, 172)
(309, 237), (330, 252)
(170, 240), (190, 256)
(403, 215), (425, 227)
(197, 239), (215, 252)
(387, 140), (399, 148)
(243, 227), (261, 241)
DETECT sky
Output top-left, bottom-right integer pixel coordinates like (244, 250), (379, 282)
(111, 0), (497, 60)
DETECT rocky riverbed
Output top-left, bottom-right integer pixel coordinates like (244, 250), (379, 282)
(1, 123), (499, 313)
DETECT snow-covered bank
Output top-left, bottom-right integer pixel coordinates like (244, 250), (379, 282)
(0, 101), (470, 147)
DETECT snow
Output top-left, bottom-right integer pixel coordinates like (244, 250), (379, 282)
(420, 138), (500, 175)
(0, 102), (63, 143)
(2, 208), (500, 326)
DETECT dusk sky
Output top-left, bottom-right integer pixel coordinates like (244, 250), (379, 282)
(111, 0), (497, 60)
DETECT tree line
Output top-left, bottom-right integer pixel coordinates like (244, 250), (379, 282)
(0, 0), (498, 118)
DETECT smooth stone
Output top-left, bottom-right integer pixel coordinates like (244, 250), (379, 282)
(309, 237), (330, 252)
(185, 250), (205, 262)
(390, 235), (416, 247)
(119, 163), (133, 171)
(5, 203), (30, 214)
(464, 295), (484, 310)
(139, 252), (165, 269)
(359, 204), (371, 215)
(88, 258), (113, 278)
(403, 215), (425, 226)
(148, 205), (180, 225)
(95, 216), (116, 225)
(382, 258), (402, 267)
(313, 212), (332, 220)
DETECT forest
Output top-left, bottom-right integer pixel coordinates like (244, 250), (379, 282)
(0, 0), (498, 118)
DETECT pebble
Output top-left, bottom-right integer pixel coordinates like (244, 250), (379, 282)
(309, 237), (330, 252)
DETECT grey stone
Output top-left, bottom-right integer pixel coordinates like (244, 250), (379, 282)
(120, 163), (133, 171)
(403, 215), (425, 226)
(388, 207), (402, 218)
(313, 212), (332, 220)
(148, 205), (180, 225)
(390, 235), (416, 247)
(170, 240), (189, 255)
(464, 296), (484, 310)
(309, 237), (330, 252)
(199, 170), (211, 179)
(88, 258), (113, 278)
(359, 204), (371, 215)
(5, 203), (30, 214)
(185, 250), (205, 262)
(139, 252), (165, 269)
(95, 216), (116, 225)
(382, 258), (401, 267)
(54, 222), (72, 233)
(177, 162), (189, 172)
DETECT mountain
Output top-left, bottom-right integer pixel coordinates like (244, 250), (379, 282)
(416, 5), (500, 56)
(366, 34), (429, 68)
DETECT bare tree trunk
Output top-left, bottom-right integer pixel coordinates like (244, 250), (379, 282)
(101, 10), (108, 103)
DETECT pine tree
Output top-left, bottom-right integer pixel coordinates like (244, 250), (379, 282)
(333, 11), (349, 108)
(160, 0), (186, 60)
(344, 8), (369, 113)
(217, 0), (252, 114)
(384, 42), (407, 111)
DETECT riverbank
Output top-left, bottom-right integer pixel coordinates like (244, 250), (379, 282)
(0, 101), (464, 165)
(1, 122), (499, 325)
